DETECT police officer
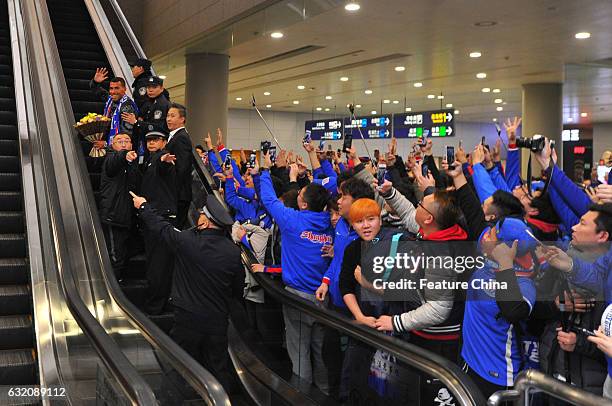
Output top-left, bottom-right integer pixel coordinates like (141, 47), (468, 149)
(140, 130), (177, 315)
(131, 193), (245, 393)
(122, 76), (171, 157)
(129, 58), (153, 110)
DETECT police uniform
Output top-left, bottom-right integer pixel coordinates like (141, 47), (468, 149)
(137, 194), (245, 393)
(140, 131), (177, 315)
(134, 76), (171, 136)
(129, 58), (153, 111)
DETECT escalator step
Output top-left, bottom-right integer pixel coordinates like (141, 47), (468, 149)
(0, 349), (36, 385)
(64, 68), (98, 80)
(120, 279), (147, 307)
(64, 78), (94, 91)
(0, 56), (9, 66)
(0, 212), (23, 233)
(0, 45), (9, 55)
(0, 97), (15, 111)
(52, 32), (100, 45)
(0, 140), (18, 156)
(0, 75), (13, 88)
(58, 49), (106, 62)
(50, 26), (98, 37)
(0, 259), (28, 285)
(0, 192), (22, 211)
(0, 86), (14, 99)
(0, 65), (11, 76)
(0, 156), (19, 172)
(0, 234), (26, 258)
(0, 173), (20, 191)
(68, 89), (102, 103)
(0, 285), (31, 316)
(0, 315), (32, 350)
(59, 59), (109, 70)
(0, 125), (17, 140)
(56, 40), (104, 52)
(0, 111), (16, 125)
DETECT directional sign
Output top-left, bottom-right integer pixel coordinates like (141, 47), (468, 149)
(304, 119), (344, 140)
(393, 109), (456, 138)
(344, 114), (393, 139)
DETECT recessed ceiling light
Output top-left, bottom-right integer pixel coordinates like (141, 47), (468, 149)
(492, 88), (501, 93)
(371, 110), (377, 114)
(235, 97), (242, 101)
(394, 66), (406, 72)
(266, 104), (272, 108)
(427, 94), (435, 99)
(492, 118), (498, 122)
(325, 95), (333, 100)
(356, 104), (362, 108)
(392, 100), (399, 104)
(405, 107), (412, 112)
(446, 103), (453, 108)
(469, 51), (482, 58)
(324, 108), (331, 112)
(454, 110), (460, 114)
(340, 76), (349, 82)
(158, 75), (167, 79)
(293, 100), (299, 105)
(263, 91), (271, 96)
(297, 85), (305, 90)
(383, 99), (390, 104)
(474, 21), (497, 27)
(270, 31), (284, 39)
(476, 72), (487, 79)
(567, 117), (573, 122)
(575, 32), (591, 39)
(496, 106), (503, 111)
(316, 107), (322, 111)
(494, 99), (503, 103)
(437, 95), (444, 99)
(482, 87), (491, 93)
(364, 89), (373, 94)
(345, 2), (360, 11)
(413, 82), (423, 88)
(581, 112), (588, 117)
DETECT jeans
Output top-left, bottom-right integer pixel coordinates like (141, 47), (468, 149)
(283, 286), (329, 394)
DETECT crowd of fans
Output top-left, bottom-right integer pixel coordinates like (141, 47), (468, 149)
(87, 58), (612, 404)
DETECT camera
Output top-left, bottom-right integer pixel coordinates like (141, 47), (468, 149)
(260, 140), (271, 155)
(516, 134), (545, 152)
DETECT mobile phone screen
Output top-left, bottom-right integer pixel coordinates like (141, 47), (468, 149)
(343, 134), (353, 152)
(422, 164), (429, 177)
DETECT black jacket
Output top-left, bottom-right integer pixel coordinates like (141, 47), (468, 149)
(140, 149), (177, 217)
(138, 205), (245, 322)
(166, 128), (193, 203)
(99, 150), (141, 228)
(131, 70), (153, 110)
(89, 80), (137, 136)
(134, 93), (171, 136)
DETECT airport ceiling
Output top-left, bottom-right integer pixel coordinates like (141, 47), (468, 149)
(153, 0), (612, 124)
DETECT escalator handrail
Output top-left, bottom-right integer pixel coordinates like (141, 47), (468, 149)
(15, 0), (159, 404)
(191, 153), (486, 406)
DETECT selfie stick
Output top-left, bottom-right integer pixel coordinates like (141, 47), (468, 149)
(251, 95), (284, 150)
(348, 104), (373, 162)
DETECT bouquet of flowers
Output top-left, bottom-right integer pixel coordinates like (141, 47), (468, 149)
(74, 113), (111, 157)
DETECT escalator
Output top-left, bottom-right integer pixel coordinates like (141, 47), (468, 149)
(0, 0), (37, 386)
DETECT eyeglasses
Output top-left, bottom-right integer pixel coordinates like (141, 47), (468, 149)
(418, 199), (435, 218)
(113, 139), (131, 145)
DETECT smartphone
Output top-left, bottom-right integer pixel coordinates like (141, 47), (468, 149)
(343, 134), (353, 152)
(303, 130), (312, 145)
(327, 144), (332, 151)
(446, 146), (455, 170)
(481, 136), (486, 146)
(260, 140), (271, 155)
(550, 139), (556, 150)
(422, 163), (429, 177)
(377, 163), (387, 186)
(269, 146), (277, 162)
(419, 135), (427, 147)
(223, 154), (232, 169)
(319, 139), (326, 151)
(570, 326), (596, 337)
(248, 153), (256, 168)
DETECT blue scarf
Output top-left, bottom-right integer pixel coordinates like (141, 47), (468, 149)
(103, 94), (139, 144)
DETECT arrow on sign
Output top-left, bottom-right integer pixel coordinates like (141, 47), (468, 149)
(385, 117), (390, 126)
(447, 127), (453, 135)
(446, 113), (453, 122)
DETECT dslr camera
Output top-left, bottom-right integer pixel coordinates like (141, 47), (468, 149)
(516, 134), (545, 152)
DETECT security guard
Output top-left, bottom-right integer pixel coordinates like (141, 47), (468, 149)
(121, 76), (171, 157)
(129, 58), (153, 110)
(132, 193), (245, 393)
(140, 131), (177, 315)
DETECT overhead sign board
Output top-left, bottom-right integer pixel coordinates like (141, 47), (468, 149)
(344, 115), (392, 139)
(304, 119), (344, 140)
(393, 109), (455, 138)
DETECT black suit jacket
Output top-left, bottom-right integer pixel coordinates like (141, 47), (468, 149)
(166, 128), (193, 202)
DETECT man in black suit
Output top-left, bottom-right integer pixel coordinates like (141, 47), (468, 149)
(166, 103), (193, 228)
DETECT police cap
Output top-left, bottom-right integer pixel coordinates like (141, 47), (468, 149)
(145, 131), (168, 140)
(201, 195), (234, 227)
(129, 58), (152, 70)
(146, 76), (164, 87)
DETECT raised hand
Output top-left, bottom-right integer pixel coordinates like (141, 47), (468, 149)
(420, 138), (433, 155)
(276, 149), (287, 168)
(126, 150), (138, 162)
(289, 163), (299, 182)
(472, 145), (485, 165)
(160, 153), (176, 165)
(204, 132), (213, 150)
(596, 184), (612, 203)
(492, 138), (502, 162)
(504, 116), (522, 144)
(239, 149), (246, 163)
(261, 151), (272, 169)
(93, 67), (108, 83)
(215, 128), (223, 147)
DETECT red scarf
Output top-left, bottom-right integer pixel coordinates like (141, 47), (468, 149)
(420, 224), (468, 241)
(526, 217), (559, 233)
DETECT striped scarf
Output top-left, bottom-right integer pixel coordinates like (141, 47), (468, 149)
(103, 94), (138, 144)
